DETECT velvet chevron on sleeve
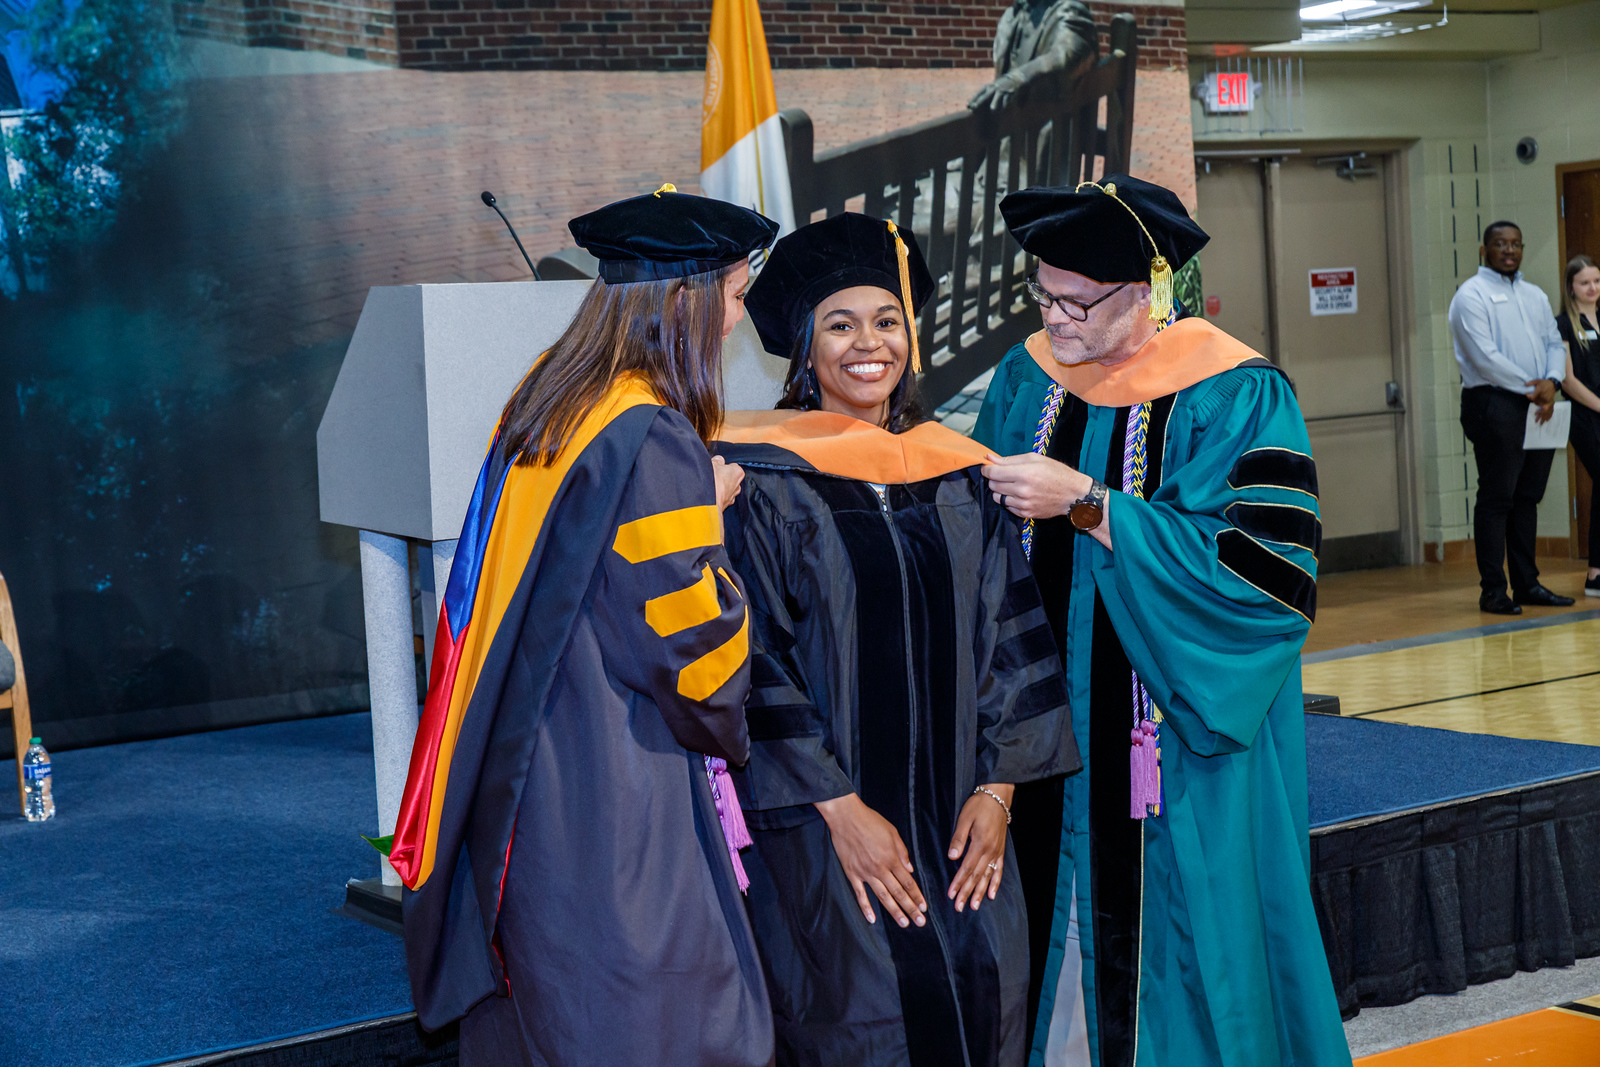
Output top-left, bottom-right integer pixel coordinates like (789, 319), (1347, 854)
(1095, 367), (1320, 757)
(722, 484), (856, 814)
(974, 491), (1080, 787)
(395, 378), (771, 1067)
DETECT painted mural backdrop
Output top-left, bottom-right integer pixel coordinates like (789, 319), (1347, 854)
(0, 0), (1193, 753)
(0, 1), (374, 752)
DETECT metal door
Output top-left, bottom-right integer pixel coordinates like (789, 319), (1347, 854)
(1197, 153), (1406, 572)
(1192, 158), (1271, 356)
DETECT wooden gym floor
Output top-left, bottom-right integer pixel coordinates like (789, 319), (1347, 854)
(1304, 556), (1600, 747)
(1307, 556), (1594, 655)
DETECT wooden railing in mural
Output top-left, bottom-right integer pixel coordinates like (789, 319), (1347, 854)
(780, 14), (1139, 409)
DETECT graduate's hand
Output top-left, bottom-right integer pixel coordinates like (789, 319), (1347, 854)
(947, 784), (1013, 912)
(981, 452), (1091, 520)
(816, 793), (928, 928)
(712, 456), (745, 511)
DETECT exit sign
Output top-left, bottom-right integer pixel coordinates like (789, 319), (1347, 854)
(1197, 71), (1256, 114)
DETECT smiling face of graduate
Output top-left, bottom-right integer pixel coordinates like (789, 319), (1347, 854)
(810, 285), (909, 427)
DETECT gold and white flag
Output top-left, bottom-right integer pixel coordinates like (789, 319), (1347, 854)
(700, 0), (795, 251)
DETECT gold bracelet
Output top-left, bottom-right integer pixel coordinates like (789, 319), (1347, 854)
(973, 785), (1012, 825)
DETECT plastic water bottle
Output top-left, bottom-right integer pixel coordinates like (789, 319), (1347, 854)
(23, 737), (54, 822)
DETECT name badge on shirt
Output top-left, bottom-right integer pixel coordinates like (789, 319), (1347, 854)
(1585, 329), (1599, 341)
(1490, 294), (1510, 304)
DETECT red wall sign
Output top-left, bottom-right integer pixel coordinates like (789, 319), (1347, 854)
(1309, 268), (1358, 316)
(1205, 295), (1221, 316)
(1214, 72), (1251, 110)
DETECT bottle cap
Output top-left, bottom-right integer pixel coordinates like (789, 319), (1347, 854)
(29, 737), (41, 744)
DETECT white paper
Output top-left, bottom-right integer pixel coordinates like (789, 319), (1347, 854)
(1523, 399), (1571, 450)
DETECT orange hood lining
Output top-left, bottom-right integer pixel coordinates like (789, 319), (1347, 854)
(1026, 317), (1267, 408)
(716, 409), (992, 483)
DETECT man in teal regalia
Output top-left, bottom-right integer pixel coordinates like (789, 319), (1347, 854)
(972, 175), (1352, 1067)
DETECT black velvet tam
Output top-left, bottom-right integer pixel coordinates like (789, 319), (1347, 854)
(1000, 174), (1208, 283)
(745, 212), (936, 358)
(568, 189), (779, 284)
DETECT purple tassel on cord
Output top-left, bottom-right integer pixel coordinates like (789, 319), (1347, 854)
(705, 756), (752, 893)
(1129, 721), (1160, 820)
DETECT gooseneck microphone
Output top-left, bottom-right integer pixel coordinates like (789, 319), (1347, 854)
(481, 191), (541, 280)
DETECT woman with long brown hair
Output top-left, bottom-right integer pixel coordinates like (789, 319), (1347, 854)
(714, 212), (1076, 1066)
(389, 187), (779, 1066)
(1559, 253), (1600, 594)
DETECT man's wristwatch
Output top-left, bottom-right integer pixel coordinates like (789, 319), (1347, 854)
(1068, 479), (1109, 532)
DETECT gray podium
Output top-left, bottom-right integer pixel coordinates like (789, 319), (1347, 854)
(316, 279), (788, 895)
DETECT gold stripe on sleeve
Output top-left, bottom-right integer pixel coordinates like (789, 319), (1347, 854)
(645, 565), (724, 638)
(677, 607), (750, 700)
(612, 505), (722, 564)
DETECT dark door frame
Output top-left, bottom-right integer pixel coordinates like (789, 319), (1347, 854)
(1557, 159), (1600, 559)
(1556, 159), (1600, 271)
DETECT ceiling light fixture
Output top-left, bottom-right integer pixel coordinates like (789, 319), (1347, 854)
(1299, 0), (1427, 21)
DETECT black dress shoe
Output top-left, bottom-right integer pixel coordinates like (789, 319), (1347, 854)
(1480, 592), (1522, 615)
(1514, 585), (1576, 607)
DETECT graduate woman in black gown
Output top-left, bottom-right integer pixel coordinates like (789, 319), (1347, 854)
(390, 188), (779, 1066)
(715, 213), (1079, 1067)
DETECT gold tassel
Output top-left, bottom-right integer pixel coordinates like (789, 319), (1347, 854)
(1079, 180), (1177, 328)
(886, 221), (922, 374)
(1148, 254), (1173, 324)
(653, 182), (677, 197)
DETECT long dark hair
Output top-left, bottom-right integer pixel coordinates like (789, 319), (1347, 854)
(774, 312), (926, 434)
(1564, 254), (1597, 353)
(500, 265), (734, 465)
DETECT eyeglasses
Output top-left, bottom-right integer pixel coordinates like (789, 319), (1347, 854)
(1488, 240), (1524, 251)
(1024, 271), (1131, 322)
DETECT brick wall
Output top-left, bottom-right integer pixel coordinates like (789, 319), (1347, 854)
(173, 0), (399, 65)
(1094, 3), (1185, 69)
(173, 0), (253, 47)
(395, 0), (1185, 73)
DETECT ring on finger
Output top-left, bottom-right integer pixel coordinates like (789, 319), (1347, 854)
(987, 861), (998, 870)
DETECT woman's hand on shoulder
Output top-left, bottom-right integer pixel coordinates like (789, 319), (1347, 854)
(947, 783), (1013, 912)
(712, 455), (745, 511)
(815, 793), (928, 928)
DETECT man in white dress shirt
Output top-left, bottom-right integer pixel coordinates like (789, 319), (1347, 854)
(1448, 221), (1575, 615)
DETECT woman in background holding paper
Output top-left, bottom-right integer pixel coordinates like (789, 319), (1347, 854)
(1558, 254), (1600, 597)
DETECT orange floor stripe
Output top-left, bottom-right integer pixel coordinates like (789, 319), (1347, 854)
(1355, 1007), (1600, 1066)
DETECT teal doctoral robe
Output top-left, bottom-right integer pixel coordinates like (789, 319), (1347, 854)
(973, 322), (1352, 1067)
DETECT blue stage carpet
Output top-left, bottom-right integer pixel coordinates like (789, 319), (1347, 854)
(1305, 714), (1600, 828)
(0, 713), (411, 1067)
(7, 709), (1600, 1062)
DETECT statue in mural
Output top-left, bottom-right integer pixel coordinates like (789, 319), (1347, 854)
(968, 0), (1099, 112)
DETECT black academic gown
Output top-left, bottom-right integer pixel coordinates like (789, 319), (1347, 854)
(716, 419), (1078, 1067)
(396, 379), (773, 1067)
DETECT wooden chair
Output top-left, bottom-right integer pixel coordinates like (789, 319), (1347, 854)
(0, 570), (33, 814)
